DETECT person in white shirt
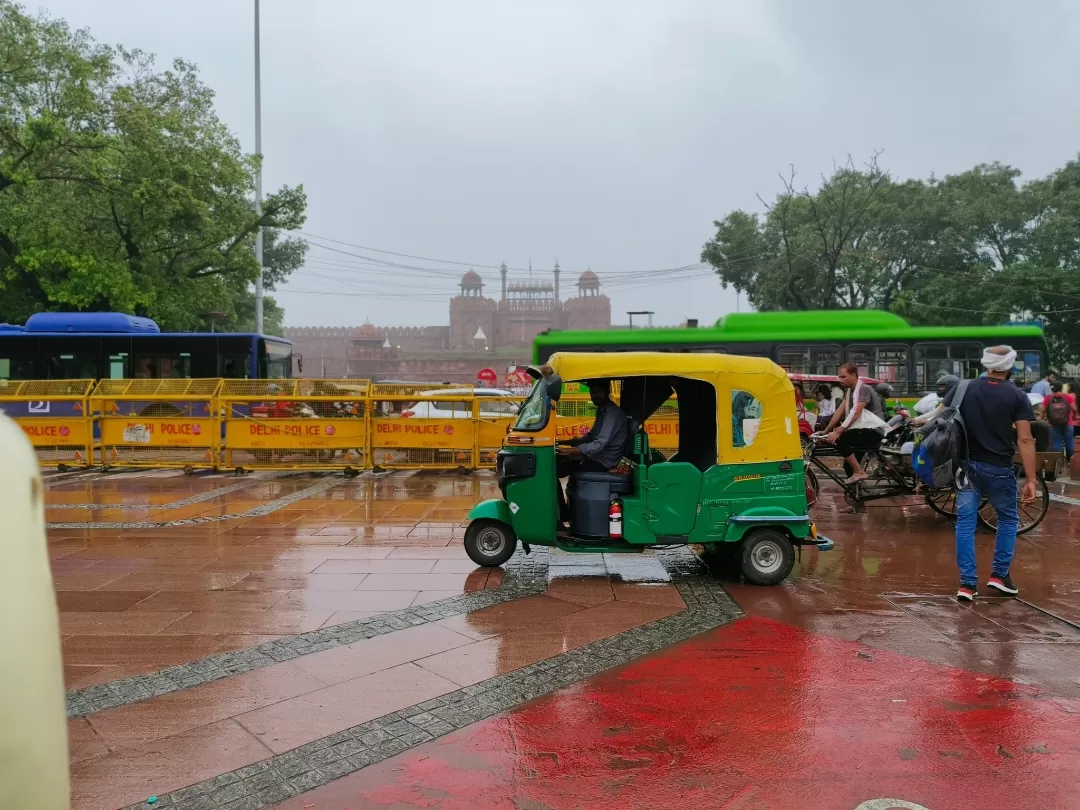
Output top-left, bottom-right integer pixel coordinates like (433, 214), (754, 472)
(813, 384), (835, 431)
(911, 375), (960, 427)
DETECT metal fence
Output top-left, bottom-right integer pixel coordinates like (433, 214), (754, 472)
(218, 379), (371, 473)
(1, 378), (682, 472)
(92, 379), (222, 471)
(0, 380), (95, 469)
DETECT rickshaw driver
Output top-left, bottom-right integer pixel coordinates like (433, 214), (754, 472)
(553, 378), (629, 524)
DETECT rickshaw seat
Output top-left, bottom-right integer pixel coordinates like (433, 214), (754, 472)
(574, 470), (633, 495)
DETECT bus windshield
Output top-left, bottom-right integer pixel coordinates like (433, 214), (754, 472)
(263, 339), (293, 379)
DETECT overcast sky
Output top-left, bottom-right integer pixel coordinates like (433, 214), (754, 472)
(39, 0), (1080, 328)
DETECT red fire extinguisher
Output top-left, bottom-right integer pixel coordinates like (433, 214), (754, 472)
(609, 500), (623, 539)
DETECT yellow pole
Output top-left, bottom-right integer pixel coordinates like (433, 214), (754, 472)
(0, 413), (70, 808)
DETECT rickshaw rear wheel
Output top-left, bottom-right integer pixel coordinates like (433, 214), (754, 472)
(977, 475), (1049, 536)
(464, 520), (517, 568)
(924, 489), (958, 518)
(741, 529), (795, 586)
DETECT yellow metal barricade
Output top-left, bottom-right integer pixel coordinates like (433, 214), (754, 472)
(219, 379), (370, 472)
(475, 395), (526, 469)
(0, 380), (95, 469)
(369, 386), (477, 471)
(92, 379), (222, 471)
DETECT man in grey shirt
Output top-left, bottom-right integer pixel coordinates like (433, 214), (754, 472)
(556, 379), (629, 521)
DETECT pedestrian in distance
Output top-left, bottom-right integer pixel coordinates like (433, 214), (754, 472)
(950, 346), (1038, 602)
(1030, 370), (1056, 398)
(1043, 381), (1077, 461)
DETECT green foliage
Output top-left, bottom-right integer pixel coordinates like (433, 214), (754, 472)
(702, 155), (1080, 364)
(0, 1), (306, 331)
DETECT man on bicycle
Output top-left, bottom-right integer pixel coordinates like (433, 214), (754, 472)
(821, 363), (888, 484)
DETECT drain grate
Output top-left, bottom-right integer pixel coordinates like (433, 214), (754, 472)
(886, 595), (1080, 643)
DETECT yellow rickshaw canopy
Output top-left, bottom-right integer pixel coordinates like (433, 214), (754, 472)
(547, 351), (801, 462)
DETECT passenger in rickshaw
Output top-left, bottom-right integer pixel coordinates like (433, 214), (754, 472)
(554, 378), (628, 523)
(820, 363), (888, 483)
(911, 374), (960, 427)
(813, 384), (835, 432)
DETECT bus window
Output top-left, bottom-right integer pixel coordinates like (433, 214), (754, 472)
(46, 352), (98, 380)
(1019, 351), (1042, 387)
(914, 343), (983, 386)
(0, 346), (35, 380)
(108, 354), (128, 379)
(847, 345), (908, 385)
(220, 355), (251, 378)
(776, 345), (842, 376)
(134, 354), (192, 379)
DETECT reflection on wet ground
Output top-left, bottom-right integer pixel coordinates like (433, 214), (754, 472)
(44, 469), (1080, 809)
(729, 486), (1080, 699)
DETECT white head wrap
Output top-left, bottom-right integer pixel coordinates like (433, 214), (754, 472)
(981, 347), (1017, 372)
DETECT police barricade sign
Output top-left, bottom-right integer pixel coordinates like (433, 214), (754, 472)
(474, 395), (527, 468)
(551, 415), (680, 455)
(368, 387), (478, 470)
(0, 379), (95, 469)
(92, 379), (223, 472)
(219, 379), (370, 472)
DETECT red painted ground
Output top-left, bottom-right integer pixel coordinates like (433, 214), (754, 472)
(276, 617), (1080, 810)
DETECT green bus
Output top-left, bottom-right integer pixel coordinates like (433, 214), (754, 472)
(534, 310), (1049, 397)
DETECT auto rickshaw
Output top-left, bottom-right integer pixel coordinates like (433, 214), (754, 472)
(464, 352), (834, 585)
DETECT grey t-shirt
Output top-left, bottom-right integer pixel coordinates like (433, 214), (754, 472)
(574, 401), (629, 469)
(847, 384), (885, 420)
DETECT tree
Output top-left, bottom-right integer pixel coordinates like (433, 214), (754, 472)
(0, 2), (306, 331)
(702, 155), (1080, 363)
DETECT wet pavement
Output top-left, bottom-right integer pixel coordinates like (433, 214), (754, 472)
(44, 469), (1080, 809)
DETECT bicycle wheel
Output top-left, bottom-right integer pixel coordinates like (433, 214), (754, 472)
(925, 489), (958, 518)
(977, 476), (1050, 535)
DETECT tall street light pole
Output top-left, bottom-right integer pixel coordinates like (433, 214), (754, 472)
(253, 0), (265, 334)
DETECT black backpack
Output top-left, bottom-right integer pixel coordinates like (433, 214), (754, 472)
(914, 379), (971, 490)
(1046, 393), (1071, 427)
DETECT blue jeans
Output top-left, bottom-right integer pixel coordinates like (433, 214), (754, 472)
(955, 460), (1018, 586)
(1050, 424), (1075, 459)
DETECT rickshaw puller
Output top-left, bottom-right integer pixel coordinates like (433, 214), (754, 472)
(555, 379), (628, 523)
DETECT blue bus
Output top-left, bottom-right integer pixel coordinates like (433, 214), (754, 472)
(0, 312), (296, 380)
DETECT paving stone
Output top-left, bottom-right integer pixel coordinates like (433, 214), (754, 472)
(97, 547), (743, 810)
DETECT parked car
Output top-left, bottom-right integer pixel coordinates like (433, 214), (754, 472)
(401, 388), (520, 419)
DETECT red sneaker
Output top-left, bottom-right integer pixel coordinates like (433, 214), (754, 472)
(956, 584), (977, 602)
(987, 575), (1018, 596)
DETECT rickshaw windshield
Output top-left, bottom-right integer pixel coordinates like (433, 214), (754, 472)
(513, 379), (549, 431)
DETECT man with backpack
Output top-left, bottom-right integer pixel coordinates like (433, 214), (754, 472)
(942, 346), (1037, 602)
(1043, 381), (1076, 461)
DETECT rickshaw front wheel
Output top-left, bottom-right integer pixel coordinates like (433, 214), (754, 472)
(741, 529), (795, 586)
(464, 520), (518, 568)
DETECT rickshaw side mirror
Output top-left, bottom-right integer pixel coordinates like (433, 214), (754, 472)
(545, 375), (562, 403)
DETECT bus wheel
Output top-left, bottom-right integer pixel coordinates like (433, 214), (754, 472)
(741, 529), (795, 586)
(464, 520), (517, 567)
(183, 465), (194, 476)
